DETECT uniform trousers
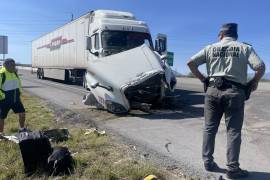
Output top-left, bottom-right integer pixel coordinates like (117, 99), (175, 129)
(202, 86), (246, 171)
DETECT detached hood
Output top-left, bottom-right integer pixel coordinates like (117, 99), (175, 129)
(87, 45), (164, 89)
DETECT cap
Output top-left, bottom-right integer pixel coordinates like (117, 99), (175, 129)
(219, 23), (238, 38)
(3, 58), (15, 66)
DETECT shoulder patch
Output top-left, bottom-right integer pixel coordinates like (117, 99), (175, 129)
(242, 42), (252, 46)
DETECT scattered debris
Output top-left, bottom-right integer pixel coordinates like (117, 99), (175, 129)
(84, 128), (106, 136)
(113, 158), (133, 165)
(43, 128), (70, 142)
(165, 141), (172, 152)
(2, 135), (19, 143)
(218, 175), (225, 180)
(0, 132), (20, 143)
(0, 129), (70, 144)
(129, 145), (137, 151)
(131, 101), (152, 112)
(71, 152), (78, 157)
(166, 164), (178, 171)
(144, 174), (158, 180)
(141, 153), (150, 160)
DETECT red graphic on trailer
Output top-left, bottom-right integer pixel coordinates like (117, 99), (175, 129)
(37, 36), (74, 51)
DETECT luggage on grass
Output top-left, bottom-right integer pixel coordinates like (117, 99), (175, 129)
(47, 147), (74, 176)
(19, 131), (53, 176)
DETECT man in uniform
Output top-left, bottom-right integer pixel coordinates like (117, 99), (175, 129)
(0, 58), (27, 138)
(187, 23), (265, 179)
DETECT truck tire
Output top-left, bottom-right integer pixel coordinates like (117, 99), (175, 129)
(40, 69), (45, 79)
(37, 68), (44, 80)
(64, 70), (70, 84)
(37, 69), (41, 79)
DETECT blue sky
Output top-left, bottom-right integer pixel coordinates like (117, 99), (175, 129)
(0, 0), (269, 74)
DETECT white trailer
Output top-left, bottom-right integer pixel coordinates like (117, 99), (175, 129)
(32, 10), (176, 113)
(32, 13), (90, 82)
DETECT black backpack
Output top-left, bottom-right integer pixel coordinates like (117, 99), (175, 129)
(19, 131), (53, 176)
(47, 147), (74, 176)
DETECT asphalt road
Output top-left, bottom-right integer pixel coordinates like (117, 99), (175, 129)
(20, 70), (270, 180)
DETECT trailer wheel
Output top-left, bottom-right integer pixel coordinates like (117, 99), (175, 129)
(40, 68), (44, 79)
(37, 68), (44, 79)
(64, 70), (70, 84)
(37, 69), (41, 79)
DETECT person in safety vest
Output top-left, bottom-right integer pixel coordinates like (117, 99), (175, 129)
(0, 58), (27, 137)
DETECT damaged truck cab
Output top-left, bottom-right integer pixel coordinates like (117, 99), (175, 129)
(84, 10), (176, 113)
(32, 10), (176, 114)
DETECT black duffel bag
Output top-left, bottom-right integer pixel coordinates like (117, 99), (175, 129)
(19, 131), (53, 176)
(47, 147), (74, 176)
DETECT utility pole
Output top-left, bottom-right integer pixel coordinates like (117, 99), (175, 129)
(71, 13), (74, 22)
(0, 36), (8, 61)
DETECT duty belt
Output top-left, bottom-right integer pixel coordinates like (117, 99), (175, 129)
(209, 77), (245, 90)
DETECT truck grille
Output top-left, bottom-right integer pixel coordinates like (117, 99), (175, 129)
(124, 73), (163, 104)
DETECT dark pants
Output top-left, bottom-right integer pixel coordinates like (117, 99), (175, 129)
(202, 86), (246, 171)
(0, 89), (25, 119)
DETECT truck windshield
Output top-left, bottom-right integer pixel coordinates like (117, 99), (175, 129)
(101, 30), (153, 56)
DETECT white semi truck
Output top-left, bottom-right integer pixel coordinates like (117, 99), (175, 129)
(32, 10), (176, 113)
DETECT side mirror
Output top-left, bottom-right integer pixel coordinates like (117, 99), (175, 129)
(161, 54), (167, 60)
(86, 37), (99, 56)
(86, 37), (92, 50)
(155, 33), (167, 55)
(155, 39), (160, 52)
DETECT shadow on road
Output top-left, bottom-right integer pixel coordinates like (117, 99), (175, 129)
(43, 77), (83, 86)
(246, 171), (270, 180)
(22, 85), (42, 89)
(130, 89), (205, 120)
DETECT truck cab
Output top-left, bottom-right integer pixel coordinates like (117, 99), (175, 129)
(83, 10), (176, 113)
(32, 9), (175, 114)
(86, 10), (153, 58)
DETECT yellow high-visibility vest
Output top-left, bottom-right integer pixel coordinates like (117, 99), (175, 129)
(0, 67), (22, 101)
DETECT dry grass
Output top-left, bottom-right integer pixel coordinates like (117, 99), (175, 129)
(0, 93), (171, 180)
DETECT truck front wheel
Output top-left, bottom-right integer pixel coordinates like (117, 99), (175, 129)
(64, 70), (70, 84)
